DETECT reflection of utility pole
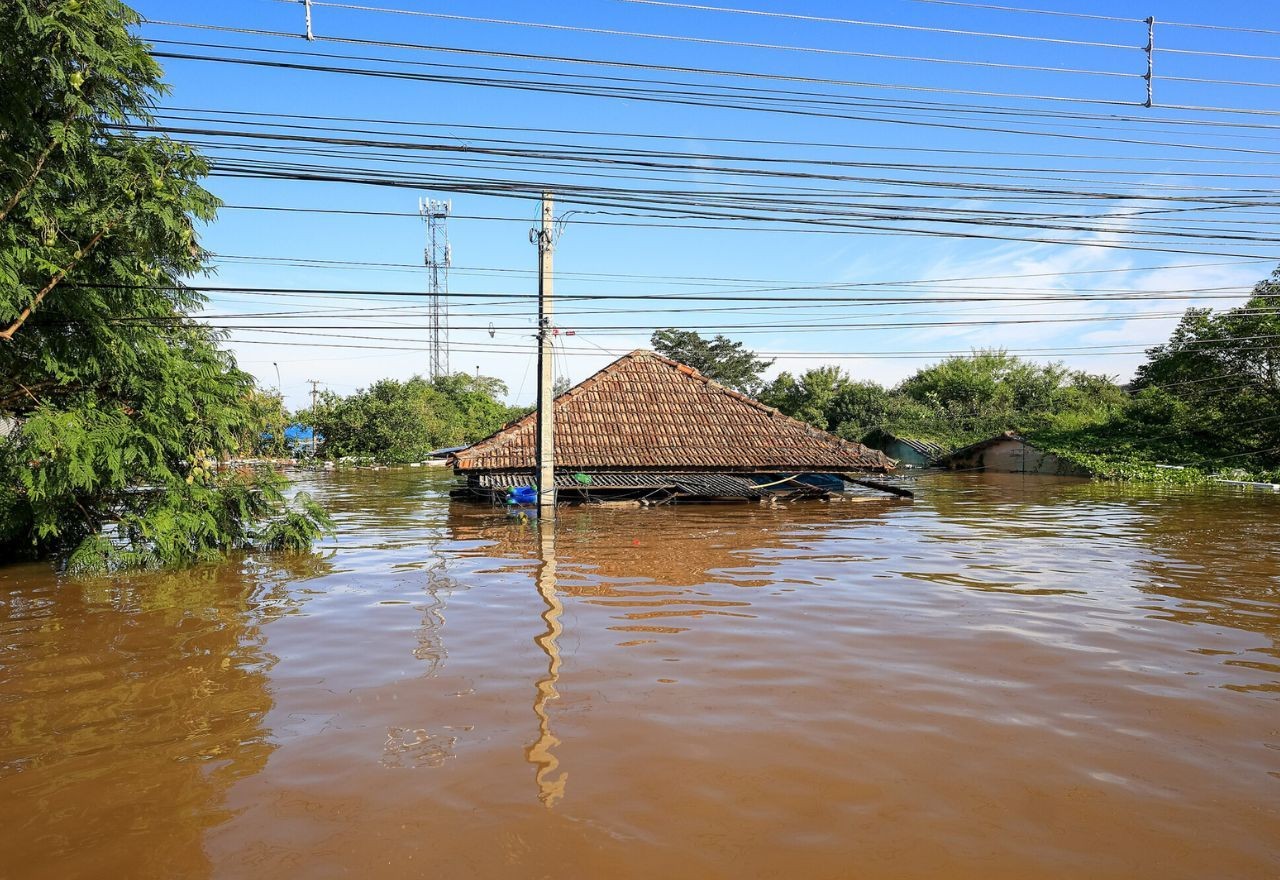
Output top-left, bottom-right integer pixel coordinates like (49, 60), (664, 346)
(307, 379), (321, 456)
(525, 526), (566, 808)
(533, 192), (556, 519)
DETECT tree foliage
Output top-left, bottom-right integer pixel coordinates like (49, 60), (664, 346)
(760, 351), (1125, 449)
(305, 373), (523, 464)
(651, 329), (774, 394)
(751, 267), (1280, 480)
(1135, 271), (1280, 412)
(0, 0), (330, 570)
(1036, 270), (1280, 478)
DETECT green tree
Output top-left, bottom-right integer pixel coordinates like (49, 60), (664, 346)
(901, 349), (1069, 415)
(895, 349), (1092, 441)
(827, 381), (896, 439)
(1121, 270), (1280, 473)
(1136, 272), (1280, 410)
(306, 373), (521, 464)
(761, 366), (855, 430)
(650, 329), (774, 394)
(0, 0), (329, 570)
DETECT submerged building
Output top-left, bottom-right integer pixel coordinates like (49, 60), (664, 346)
(449, 350), (894, 504)
(939, 431), (1089, 476)
(862, 429), (947, 468)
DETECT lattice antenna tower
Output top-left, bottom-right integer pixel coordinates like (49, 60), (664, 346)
(419, 197), (452, 378)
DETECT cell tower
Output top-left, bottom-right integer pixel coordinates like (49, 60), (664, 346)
(419, 197), (452, 378)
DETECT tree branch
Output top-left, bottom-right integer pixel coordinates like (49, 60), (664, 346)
(0, 225), (111, 342)
(0, 110), (76, 225)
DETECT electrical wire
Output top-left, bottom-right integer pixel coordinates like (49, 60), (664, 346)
(155, 104), (1280, 157)
(905, 0), (1139, 25)
(130, 120), (1280, 187)
(141, 22), (1149, 109)
(288, 0), (1140, 79)
(206, 250), (1275, 289)
(200, 333), (1280, 360)
(147, 39), (1280, 155)
(71, 281), (1277, 305)
(611, 0), (1138, 50)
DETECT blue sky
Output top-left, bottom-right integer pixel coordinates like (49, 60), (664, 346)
(129, 0), (1280, 407)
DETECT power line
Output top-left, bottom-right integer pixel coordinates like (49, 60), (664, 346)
(907, 0), (1280, 40)
(198, 165), (1280, 258)
(1160, 18), (1280, 38)
(71, 281), (1276, 305)
(141, 23), (1148, 109)
(193, 149), (1280, 237)
(905, 0), (1139, 25)
(112, 313), (1280, 338)
(612, 0), (1138, 50)
(197, 332), (1280, 359)
(287, 0), (1140, 79)
(155, 40), (1146, 128)
(206, 250), (1275, 289)
(130, 120), (1280, 185)
(147, 39), (1280, 151)
(155, 104), (1280, 153)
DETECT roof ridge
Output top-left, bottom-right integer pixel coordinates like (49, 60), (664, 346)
(451, 349), (894, 472)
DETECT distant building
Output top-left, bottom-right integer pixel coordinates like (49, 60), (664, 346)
(861, 429), (946, 468)
(939, 431), (1089, 476)
(450, 350), (894, 504)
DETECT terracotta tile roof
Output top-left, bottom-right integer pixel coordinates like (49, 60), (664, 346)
(452, 350), (894, 473)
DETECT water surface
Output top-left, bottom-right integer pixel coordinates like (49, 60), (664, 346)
(2, 471), (1278, 879)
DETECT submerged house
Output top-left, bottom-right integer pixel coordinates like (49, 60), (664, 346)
(939, 431), (1089, 476)
(862, 429), (946, 468)
(449, 350), (894, 504)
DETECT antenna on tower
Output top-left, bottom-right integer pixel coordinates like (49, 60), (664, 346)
(419, 197), (452, 378)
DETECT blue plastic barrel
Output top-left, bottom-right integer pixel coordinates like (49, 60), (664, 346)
(507, 486), (538, 505)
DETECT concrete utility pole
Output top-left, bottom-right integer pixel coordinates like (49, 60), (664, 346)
(273, 361), (284, 456)
(534, 192), (556, 520)
(307, 378), (321, 457)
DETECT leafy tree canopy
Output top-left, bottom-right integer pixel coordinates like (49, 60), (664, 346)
(759, 350), (1123, 449)
(1135, 271), (1280, 412)
(759, 366), (901, 438)
(304, 373), (523, 464)
(752, 266), (1280, 481)
(1045, 270), (1280, 477)
(650, 329), (774, 394)
(0, 0), (329, 571)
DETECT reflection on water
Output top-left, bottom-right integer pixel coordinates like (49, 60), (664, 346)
(1, 469), (1279, 879)
(0, 558), (318, 879)
(526, 526), (567, 807)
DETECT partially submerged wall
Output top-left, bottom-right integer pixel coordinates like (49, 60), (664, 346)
(947, 438), (1090, 477)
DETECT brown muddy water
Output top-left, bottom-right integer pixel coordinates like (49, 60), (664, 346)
(1, 471), (1278, 880)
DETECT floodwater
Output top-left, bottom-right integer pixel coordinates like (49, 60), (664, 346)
(1, 471), (1278, 880)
